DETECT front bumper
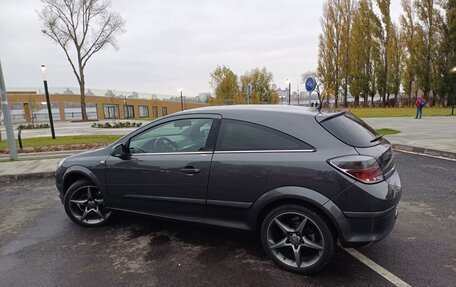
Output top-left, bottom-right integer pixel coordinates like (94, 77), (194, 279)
(55, 165), (66, 202)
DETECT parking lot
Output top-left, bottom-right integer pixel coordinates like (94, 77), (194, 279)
(0, 152), (455, 287)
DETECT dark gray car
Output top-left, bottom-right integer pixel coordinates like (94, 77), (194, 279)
(55, 105), (402, 274)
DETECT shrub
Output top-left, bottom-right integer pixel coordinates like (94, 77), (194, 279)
(17, 123), (50, 130)
(91, 121), (142, 128)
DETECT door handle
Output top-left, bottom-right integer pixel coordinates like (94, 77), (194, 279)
(180, 167), (201, 174)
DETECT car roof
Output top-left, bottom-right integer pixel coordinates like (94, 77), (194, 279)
(174, 104), (320, 118)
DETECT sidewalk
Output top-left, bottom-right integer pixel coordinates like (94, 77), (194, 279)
(0, 158), (61, 181)
(364, 116), (456, 154)
(0, 116), (454, 181)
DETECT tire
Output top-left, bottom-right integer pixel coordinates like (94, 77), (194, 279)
(63, 179), (113, 227)
(260, 204), (335, 274)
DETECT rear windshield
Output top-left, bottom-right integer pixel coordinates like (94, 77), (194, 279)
(319, 112), (379, 147)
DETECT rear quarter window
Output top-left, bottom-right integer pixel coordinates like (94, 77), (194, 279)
(319, 112), (379, 148)
(217, 119), (313, 151)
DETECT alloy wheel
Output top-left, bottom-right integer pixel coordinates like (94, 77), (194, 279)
(68, 185), (111, 225)
(266, 211), (325, 268)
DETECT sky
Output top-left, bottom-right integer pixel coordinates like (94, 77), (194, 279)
(0, 0), (402, 98)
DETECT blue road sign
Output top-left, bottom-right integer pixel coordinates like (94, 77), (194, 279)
(305, 77), (316, 92)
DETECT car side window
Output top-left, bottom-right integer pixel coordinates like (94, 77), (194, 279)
(129, 118), (214, 154)
(216, 119), (313, 151)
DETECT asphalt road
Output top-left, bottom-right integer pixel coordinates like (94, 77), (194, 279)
(0, 152), (454, 287)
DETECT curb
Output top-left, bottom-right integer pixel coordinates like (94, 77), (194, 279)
(0, 150), (83, 161)
(392, 144), (456, 160)
(0, 171), (55, 182)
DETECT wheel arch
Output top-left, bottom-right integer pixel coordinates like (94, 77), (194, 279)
(63, 166), (104, 198)
(248, 186), (341, 240)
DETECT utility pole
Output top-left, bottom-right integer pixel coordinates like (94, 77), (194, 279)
(0, 60), (18, 160)
(41, 65), (56, 139)
(286, 79), (291, 105)
(178, 88), (184, 111)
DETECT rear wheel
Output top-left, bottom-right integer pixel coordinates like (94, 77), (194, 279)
(260, 204), (335, 274)
(63, 179), (112, 227)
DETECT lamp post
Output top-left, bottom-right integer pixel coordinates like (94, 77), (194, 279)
(178, 88), (184, 110)
(286, 79), (291, 105)
(40, 65), (55, 139)
(451, 66), (456, 116)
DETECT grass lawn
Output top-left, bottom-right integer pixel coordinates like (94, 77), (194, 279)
(375, 128), (400, 135)
(349, 107), (453, 118)
(0, 134), (123, 149)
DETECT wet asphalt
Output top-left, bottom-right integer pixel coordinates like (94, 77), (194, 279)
(0, 152), (454, 287)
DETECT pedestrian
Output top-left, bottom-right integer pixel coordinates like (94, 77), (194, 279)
(415, 96), (426, 119)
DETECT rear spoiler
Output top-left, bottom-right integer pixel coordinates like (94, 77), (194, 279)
(316, 110), (347, 123)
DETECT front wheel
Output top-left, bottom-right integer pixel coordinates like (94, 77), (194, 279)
(260, 204), (335, 274)
(63, 179), (112, 227)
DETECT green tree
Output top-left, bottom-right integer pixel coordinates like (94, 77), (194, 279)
(375, 0), (392, 106)
(414, 0), (440, 104)
(400, 0), (418, 106)
(318, 0), (344, 107)
(388, 24), (404, 106)
(209, 65), (240, 105)
(340, 0), (356, 107)
(349, 0), (380, 107)
(433, 1), (453, 106)
(447, 0), (456, 107)
(240, 68), (275, 104)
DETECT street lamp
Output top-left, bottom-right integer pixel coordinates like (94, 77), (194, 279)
(286, 79), (291, 105)
(40, 65), (55, 139)
(178, 88), (183, 110)
(450, 66), (456, 116)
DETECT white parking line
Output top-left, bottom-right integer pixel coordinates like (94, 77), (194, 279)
(343, 247), (412, 287)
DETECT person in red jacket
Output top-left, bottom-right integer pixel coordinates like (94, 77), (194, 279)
(415, 96), (426, 119)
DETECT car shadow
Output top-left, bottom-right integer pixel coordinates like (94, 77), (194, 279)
(110, 211), (268, 260)
(90, 211), (390, 286)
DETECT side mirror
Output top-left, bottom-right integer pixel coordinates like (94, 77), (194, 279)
(111, 143), (126, 157)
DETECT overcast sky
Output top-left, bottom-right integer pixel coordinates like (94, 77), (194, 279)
(0, 0), (402, 97)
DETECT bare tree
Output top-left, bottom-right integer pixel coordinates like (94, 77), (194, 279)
(28, 98), (41, 125)
(39, 0), (125, 121)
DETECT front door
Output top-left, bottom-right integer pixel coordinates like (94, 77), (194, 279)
(105, 116), (220, 219)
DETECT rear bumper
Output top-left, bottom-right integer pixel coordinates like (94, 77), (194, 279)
(323, 169), (402, 247)
(323, 200), (398, 247)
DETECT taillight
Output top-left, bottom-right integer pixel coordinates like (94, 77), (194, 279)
(328, 155), (384, 184)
